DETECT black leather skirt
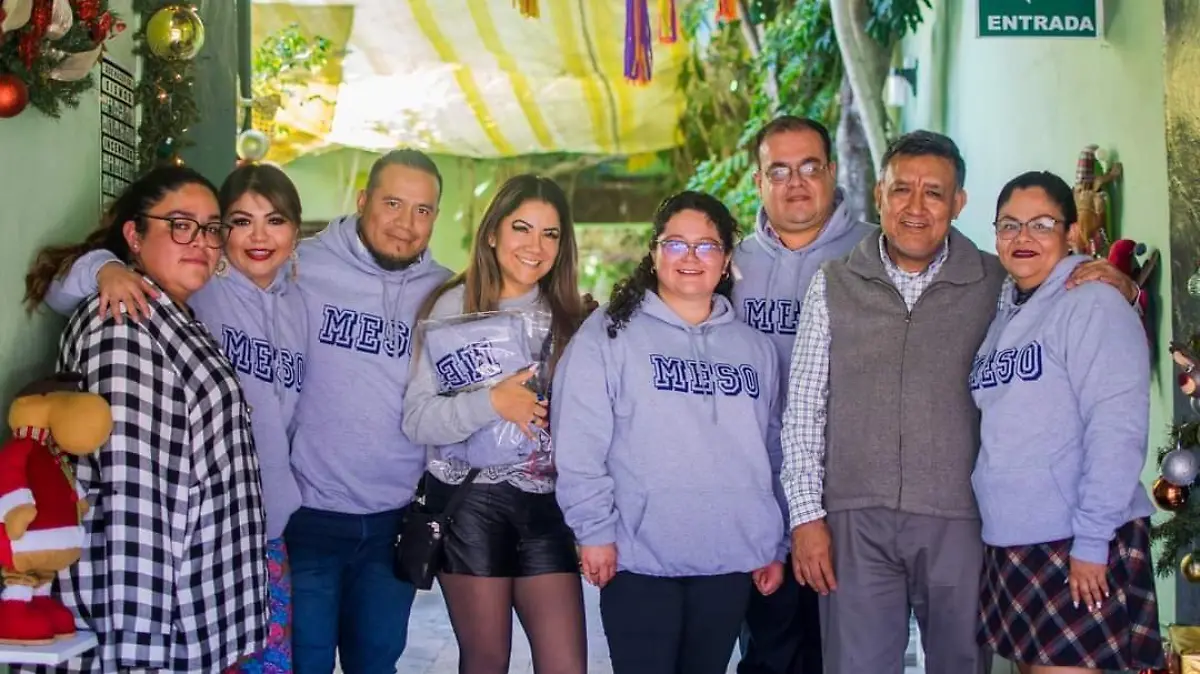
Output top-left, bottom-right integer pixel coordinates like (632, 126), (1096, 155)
(424, 474), (579, 577)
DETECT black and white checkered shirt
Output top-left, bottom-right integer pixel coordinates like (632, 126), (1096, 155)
(21, 290), (268, 674)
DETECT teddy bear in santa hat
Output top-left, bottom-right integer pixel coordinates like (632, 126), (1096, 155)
(0, 371), (111, 645)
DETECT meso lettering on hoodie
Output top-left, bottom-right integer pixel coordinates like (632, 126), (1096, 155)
(741, 298), (800, 336)
(969, 342), (1044, 390)
(221, 324), (307, 391)
(649, 355), (762, 398)
(317, 303), (413, 357)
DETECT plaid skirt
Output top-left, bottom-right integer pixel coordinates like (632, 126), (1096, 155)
(978, 517), (1165, 670)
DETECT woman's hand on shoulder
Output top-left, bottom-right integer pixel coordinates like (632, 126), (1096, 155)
(97, 262), (159, 324)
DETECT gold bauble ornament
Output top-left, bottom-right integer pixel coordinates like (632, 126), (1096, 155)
(145, 5), (205, 61)
(1153, 476), (1190, 512)
(1182, 552), (1200, 583)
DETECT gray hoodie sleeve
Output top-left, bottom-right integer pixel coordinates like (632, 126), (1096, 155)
(44, 248), (122, 316)
(552, 316), (619, 547)
(400, 293), (501, 445)
(1063, 285), (1151, 564)
(764, 347), (789, 563)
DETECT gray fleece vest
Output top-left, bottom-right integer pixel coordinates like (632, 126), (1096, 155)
(822, 228), (1006, 520)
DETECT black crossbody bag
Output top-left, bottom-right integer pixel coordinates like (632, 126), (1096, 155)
(394, 468), (480, 590)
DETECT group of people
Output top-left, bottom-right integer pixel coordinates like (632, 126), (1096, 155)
(7, 115), (1165, 674)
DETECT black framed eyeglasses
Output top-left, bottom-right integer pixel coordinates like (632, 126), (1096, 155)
(141, 214), (229, 249)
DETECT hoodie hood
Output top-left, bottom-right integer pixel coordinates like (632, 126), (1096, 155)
(996, 254), (1088, 315)
(290, 213), (453, 515)
(749, 188), (863, 259)
(640, 289), (737, 331)
(733, 191), (875, 368)
(315, 213), (440, 279)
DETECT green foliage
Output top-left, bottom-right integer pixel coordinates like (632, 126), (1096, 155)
(252, 23), (333, 115)
(0, 1), (116, 117)
(673, 0), (929, 228)
(674, 0), (841, 228)
(1151, 420), (1200, 577)
(133, 0), (199, 172)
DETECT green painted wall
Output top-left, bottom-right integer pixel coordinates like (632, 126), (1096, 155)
(0, 2), (133, 669)
(902, 0), (1176, 623)
(0, 0), (135, 411)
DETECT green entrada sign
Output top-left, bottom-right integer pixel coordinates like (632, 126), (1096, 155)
(978, 0), (1103, 38)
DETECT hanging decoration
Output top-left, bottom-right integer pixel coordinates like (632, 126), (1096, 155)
(1153, 476), (1190, 512)
(0, 71), (29, 117)
(716, 0), (739, 22)
(133, 1), (203, 171)
(513, 0), (538, 19)
(1183, 551), (1200, 583)
(0, 0), (121, 118)
(624, 0), (651, 85)
(144, 4), (203, 60)
(657, 0), (677, 43)
(235, 128), (270, 163)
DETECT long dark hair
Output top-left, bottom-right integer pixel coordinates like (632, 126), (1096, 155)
(419, 174), (584, 371)
(605, 190), (738, 338)
(24, 166), (218, 311)
(219, 163), (303, 223)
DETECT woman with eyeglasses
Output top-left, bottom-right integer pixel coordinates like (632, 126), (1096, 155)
(31, 163), (308, 674)
(552, 191), (787, 674)
(971, 170), (1164, 673)
(21, 166), (268, 673)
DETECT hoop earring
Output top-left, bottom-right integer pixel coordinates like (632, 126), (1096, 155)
(214, 255), (229, 277)
(289, 249), (299, 282)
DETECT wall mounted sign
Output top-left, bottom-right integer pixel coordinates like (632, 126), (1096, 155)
(978, 0), (1103, 38)
(100, 58), (137, 203)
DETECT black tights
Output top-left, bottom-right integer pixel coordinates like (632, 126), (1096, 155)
(439, 572), (587, 674)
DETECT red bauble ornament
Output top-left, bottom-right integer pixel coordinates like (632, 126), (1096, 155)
(0, 74), (30, 119)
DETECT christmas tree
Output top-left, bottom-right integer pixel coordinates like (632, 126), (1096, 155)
(1152, 338), (1200, 579)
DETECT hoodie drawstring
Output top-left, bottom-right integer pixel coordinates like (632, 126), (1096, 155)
(687, 328), (719, 423)
(382, 274), (410, 355)
(266, 291), (284, 400)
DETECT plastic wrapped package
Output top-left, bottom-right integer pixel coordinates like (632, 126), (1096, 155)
(420, 309), (554, 471)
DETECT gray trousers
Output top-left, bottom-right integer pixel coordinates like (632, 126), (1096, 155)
(819, 508), (989, 674)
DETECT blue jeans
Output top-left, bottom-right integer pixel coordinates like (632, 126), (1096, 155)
(285, 506), (416, 674)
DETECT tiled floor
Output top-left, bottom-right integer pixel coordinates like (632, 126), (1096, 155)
(385, 583), (930, 673)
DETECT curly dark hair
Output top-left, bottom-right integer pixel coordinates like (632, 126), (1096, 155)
(604, 191), (738, 338)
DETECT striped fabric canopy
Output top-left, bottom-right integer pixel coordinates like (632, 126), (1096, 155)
(251, 0), (690, 163)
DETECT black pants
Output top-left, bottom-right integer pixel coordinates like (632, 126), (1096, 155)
(601, 570), (752, 674)
(737, 554), (823, 674)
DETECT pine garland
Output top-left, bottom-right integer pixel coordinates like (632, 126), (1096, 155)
(1152, 420), (1200, 577)
(131, 0), (199, 171)
(0, 0), (116, 117)
(1151, 330), (1200, 577)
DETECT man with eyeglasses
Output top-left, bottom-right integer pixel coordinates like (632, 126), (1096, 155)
(779, 130), (1139, 674)
(732, 116), (874, 674)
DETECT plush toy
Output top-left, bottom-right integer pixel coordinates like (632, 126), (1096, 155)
(1106, 238), (1159, 343)
(1071, 144), (1123, 257)
(0, 372), (111, 645)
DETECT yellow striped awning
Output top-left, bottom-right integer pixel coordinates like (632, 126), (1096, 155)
(251, 0), (690, 163)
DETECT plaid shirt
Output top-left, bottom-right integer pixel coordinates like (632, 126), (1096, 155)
(780, 235), (950, 528)
(23, 289), (268, 674)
